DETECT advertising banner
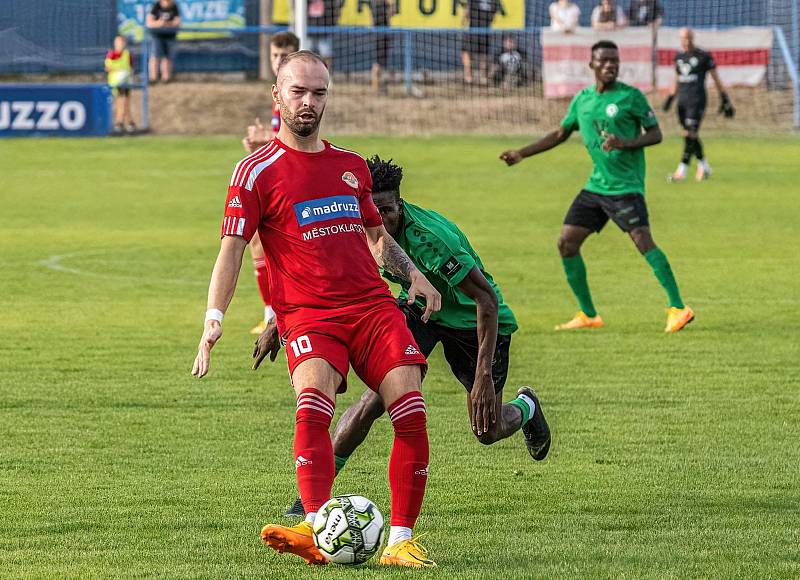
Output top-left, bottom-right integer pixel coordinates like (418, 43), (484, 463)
(0, 85), (113, 137)
(118, 0), (246, 41)
(273, 0), (525, 30)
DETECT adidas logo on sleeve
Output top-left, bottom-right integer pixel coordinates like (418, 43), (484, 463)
(404, 345), (420, 355)
(228, 195), (242, 208)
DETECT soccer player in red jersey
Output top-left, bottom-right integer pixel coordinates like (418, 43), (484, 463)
(241, 32), (300, 335)
(192, 51), (442, 568)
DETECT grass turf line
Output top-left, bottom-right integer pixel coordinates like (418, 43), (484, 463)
(1, 135), (799, 578)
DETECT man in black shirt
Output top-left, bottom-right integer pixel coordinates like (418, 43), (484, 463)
(371, 0), (393, 94)
(461, 0), (499, 85)
(664, 27), (734, 182)
(146, 0), (181, 83)
(307, 0), (340, 68)
(626, 0), (662, 27)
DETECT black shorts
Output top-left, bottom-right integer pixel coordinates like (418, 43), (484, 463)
(373, 13), (390, 67)
(400, 302), (510, 394)
(151, 33), (177, 60)
(677, 99), (706, 131)
(564, 190), (649, 233)
(374, 33), (390, 66)
(463, 11), (495, 55)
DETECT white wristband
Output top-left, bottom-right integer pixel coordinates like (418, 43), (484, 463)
(205, 308), (224, 324)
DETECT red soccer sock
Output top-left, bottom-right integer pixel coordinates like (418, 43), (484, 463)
(387, 390), (429, 528)
(294, 388), (335, 514)
(253, 260), (271, 306)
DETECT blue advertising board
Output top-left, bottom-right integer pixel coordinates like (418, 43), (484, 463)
(118, 0), (246, 41)
(0, 85), (113, 137)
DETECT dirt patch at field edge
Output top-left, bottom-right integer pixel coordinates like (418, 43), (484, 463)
(137, 82), (794, 136)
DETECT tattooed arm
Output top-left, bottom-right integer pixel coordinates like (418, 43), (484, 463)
(366, 225), (442, 321)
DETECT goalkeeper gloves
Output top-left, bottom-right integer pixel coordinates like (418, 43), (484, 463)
(719, 92), (735, 118)
(662, 94), (675, 112)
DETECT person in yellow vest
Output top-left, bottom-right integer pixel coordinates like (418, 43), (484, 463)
(105, 35), (137, 134)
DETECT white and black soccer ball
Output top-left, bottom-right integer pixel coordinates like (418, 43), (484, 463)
(312, 495), (385, 565)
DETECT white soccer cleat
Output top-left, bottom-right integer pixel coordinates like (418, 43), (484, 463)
(667, 170), (686, 183)
(695, 163), (712, 181)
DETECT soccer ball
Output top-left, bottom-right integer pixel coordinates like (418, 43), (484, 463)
(312, 495), (385, 565)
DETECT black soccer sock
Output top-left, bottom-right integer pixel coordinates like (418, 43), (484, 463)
(694, 137), (705, 161)
(682, 137), (694, 163)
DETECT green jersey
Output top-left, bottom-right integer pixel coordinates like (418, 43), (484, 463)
(560, 81), (659, 196)
(383, 202), (518, 336)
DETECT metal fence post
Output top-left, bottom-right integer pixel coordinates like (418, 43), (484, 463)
(792, 0), (799, 66)
(403, 30), (413, 94)
(294, 0), (308, 49)
(776, 25), (800, 129)
(142, 31), (150, 131)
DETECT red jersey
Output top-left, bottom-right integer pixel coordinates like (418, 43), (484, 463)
(271, 100), (281, 134)
(221, 138), (394, 327)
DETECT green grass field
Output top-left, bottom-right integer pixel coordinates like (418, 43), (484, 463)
(1, 134), (799, 578)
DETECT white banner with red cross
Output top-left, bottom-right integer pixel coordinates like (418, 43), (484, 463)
(542, 26), (773, 98)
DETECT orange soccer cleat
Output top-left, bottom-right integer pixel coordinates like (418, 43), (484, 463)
(555, 311), (604, 331)
(664, 306), (695, 333)
(260, 520), (328, 565)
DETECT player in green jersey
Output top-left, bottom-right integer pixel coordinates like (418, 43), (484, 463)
(500, 40), (694, 333)
(255, 155), (551, 518)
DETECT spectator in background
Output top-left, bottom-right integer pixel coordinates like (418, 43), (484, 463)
(307, 0), (340, 69)
(105, 35), (136, 134)
(461, 0), (499, 85)
(371, 0), (394, 94)
(626, 0), (663, 26)
(146, 0), (181, 83)
(490, 34), (528, 88)
(549, 0), (581, 33)
(591, 0), (626, 30)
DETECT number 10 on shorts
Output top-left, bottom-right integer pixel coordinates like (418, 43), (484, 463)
(289, 335), (312, 357)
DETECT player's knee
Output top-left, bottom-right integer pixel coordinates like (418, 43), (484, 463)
(631, 230), (655, 254)
(557, 236), (578, 257)
(357, 391), (385, 423)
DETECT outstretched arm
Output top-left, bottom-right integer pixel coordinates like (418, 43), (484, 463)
(365, 224), (441, 321)
(499, 126), (573, 166)
(456, 267), (499, 436)
(191, 235), (248, 377)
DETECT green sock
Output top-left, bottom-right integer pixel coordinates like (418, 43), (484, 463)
(644, 247), (684, 309)
(561, 255), (597, 317)
(334, 454), (349, 476)
(508, 394), (534, 426)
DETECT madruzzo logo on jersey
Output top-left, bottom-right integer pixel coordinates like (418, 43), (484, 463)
(294, 195), (361, 227)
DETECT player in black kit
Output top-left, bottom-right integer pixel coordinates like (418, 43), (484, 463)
(664, 27), (734, 182)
